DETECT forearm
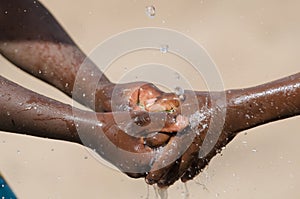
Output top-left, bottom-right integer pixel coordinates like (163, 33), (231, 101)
(0, 75), (167, 174)
(224, 72), (300, 133)
(0, 75), (84, 143)
(0, 0), (112, 111)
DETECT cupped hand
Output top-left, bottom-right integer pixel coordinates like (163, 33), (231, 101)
(96, 82), (179, 112)
(144, 90), (231, 187)
(75, 109), (188, 178)
(95, 82), (181, 148)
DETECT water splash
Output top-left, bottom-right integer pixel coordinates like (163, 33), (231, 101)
(160, 45), (169, 53)
(182, 183), (190, 199)
(153, 185), (168, 199)
(174, 87), (185, 101)
(188, 109), (209, 134)
(145, 5), (156, 18)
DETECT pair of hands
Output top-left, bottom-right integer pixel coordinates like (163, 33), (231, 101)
(94, 81), (225, 187)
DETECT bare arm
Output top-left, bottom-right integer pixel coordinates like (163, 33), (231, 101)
(0, 0), (113, 111)
(0, 0), (173, 113)
(0, 75), (186, 176)
(145, 72), (300, 187)
(225, 72), (300, 133)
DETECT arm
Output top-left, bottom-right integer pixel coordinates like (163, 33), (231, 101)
(0, 75), (185, 176)
(145, 72), (300, 187)
(225, 72), (300, 133)
(0, 0), (111, 111)
(0, 0), (166, 112)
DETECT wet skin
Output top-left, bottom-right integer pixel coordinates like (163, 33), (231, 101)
(145, 73), (300, 187)
(0, 75), (186, 177)
(1, 0), (300, 188)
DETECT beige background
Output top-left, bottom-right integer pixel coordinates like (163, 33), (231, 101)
(1, 0), (300, 198)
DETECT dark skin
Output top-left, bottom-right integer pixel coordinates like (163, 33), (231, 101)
(1, 0), (300, 188)
(0, 75), (186, 177)
(0, 0), (181, 178)
(145, 73), (300, 187)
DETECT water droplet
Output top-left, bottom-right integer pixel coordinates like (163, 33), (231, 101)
(17, 150), (21, 155)
(160, 45), (169, 53)
(145, 5), (155, 18)
(6, 112), (10, 116)
(1, 184), (4, 188)
(174, 86), (184, 96)
(252, 149), (257, 153)
(25, 106), (32, 110)
(174, 72), (180, 80)
(38, 70), (42, 74)
(182, 183), (190, 199)
(65, 83), (69, 87)
(24, 9), (27, 12)
(153, 185), (168, 199)
(82, 77), (86, 81)
(4, 11), (8, 14)
(82, 93), (86, 97)
(245, 114), (250, 119)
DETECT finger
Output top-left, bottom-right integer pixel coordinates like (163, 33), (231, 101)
(181, 158), (207, 182)
(145, 93), (180, 112)
(130, 83), (163, 110)
(145, 162), (175, 185)
(156, 158), (182, 188)
(180, 136), (228, 182)
(145, 133), (171, 148)
(145, 136), (180, 185)
(145, 127), (195, 184)
(126, 111), (188, 137)
(156, 134), (202, 187)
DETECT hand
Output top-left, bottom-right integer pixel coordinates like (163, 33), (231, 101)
(95, 82), (182, 147)
(144, 90), (230, 187)
(83, 110), (188, 178)
(0, 75), (189, 178)
(145, 72), (300, 187)
(96, 82), (180, 112)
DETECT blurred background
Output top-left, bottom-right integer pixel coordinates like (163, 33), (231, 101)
(0, 0), (299, 198)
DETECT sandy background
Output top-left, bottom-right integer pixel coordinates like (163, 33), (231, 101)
(1, 0), (300, 198)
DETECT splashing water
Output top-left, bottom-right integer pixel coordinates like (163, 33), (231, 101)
(174, 86), (185, 101)
(188, 109), (209, 134)
(145, 5), (156, 18)
(153, 185), (168, 199)
(182, 183), (190, 199)
(160, 45), (169, 53)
